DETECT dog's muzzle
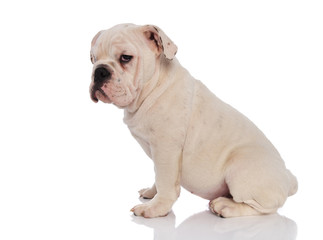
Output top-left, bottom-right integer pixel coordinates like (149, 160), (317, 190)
(90, 66), (112, 103)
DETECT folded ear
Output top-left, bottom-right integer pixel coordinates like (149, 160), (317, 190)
(141, 25), (178, 60)
(91, 30), (103, 47)
(90, 30), (103, 63)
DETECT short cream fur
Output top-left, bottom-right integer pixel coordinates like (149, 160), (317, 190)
(89, 24), (297, 218)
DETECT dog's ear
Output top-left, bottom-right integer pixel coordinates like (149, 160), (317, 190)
(90, 30), (103, 63)
(91, 30), (103, 47)
(142, 25), (177, 60)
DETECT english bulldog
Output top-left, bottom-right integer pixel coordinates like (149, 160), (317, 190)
(89, 23), (297, 218)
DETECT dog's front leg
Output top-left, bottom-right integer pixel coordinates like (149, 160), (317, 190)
(131, 148), (181, 218)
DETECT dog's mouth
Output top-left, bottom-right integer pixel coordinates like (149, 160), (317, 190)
(90, 86), (111, 103)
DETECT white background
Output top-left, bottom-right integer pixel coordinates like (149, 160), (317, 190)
(0, 0), (322, 239)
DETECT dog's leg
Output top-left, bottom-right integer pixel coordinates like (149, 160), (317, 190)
(209, 151), (291, 218)
(131, 147), (182, 218)
(209, 197), (264, 217)
(138, 184), (157, 199)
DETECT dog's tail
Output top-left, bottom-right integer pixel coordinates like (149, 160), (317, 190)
(287, 170), (298, 196)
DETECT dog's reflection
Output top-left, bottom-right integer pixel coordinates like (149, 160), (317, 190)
(132, 211), (297, 240)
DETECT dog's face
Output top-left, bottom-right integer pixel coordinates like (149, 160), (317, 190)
(89, 24), (177, 108)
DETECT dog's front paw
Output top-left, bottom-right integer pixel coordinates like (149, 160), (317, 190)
(131, 198), (172, 218)
(138, 186), (157, 199)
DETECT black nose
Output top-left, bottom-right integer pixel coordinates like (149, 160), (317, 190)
(94, 67), (111, 83)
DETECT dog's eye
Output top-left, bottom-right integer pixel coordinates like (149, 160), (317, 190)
(120, 55), (133, 64)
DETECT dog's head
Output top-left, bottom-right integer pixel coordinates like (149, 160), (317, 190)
(89, 24), (177, 108)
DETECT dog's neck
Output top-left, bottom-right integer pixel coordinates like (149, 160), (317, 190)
(123, 56), (183, 125)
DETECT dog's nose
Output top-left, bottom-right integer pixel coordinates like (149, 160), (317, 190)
(94, 67), (111, 83)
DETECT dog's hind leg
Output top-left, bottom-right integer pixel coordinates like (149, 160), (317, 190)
(209, 150), (294, 218)
(209, 197), (267, 217)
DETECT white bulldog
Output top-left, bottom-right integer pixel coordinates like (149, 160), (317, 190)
(89, 23), (298, 218)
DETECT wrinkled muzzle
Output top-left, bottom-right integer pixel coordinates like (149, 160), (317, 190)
(90, 66), (112, 103)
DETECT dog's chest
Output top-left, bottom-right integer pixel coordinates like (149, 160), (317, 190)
(133, 134), (152, 159)
(126, 121), (153, 159)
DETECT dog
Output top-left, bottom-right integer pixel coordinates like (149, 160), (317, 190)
(89, 23), (297, 218)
